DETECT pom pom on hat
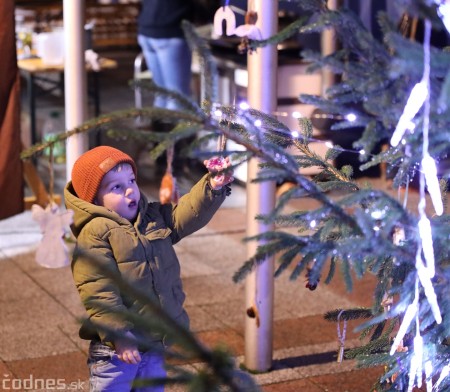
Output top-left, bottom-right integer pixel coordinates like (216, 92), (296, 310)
(71, 146), (137, 203)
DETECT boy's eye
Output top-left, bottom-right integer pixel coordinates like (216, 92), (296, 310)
(111, 184), (122, 191)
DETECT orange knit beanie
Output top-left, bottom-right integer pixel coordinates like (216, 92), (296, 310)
(71, 146), (137, 203)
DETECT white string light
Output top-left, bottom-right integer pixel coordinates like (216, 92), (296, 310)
(389, 18), (443, 391)
(433, 364), (450, 391)
(436, 0), (450, 33)
(211, 101), (376, 157)
(422, 153), (444, 216)
(390, 80), (428, 147)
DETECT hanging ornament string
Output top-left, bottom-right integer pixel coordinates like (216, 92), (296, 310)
(336, 310), (347, 363)
(47, 144), (55, 204)
(217, 132), (227, 153)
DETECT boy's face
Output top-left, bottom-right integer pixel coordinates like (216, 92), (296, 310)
(95, 163), (140, 221)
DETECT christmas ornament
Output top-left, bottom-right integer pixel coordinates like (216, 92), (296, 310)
(234, 11), (262, 41)
(205, 133), (229, 183)
(159, 146), (179, 204)
(305, 265), (319, 291)
(213, 1), (236, 36)
(205, 156), (226, 183)
(31, 202), (73, 268)
(336, 310), (347, 363)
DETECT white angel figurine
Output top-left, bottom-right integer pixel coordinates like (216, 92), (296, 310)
(31, 202), (74, 268)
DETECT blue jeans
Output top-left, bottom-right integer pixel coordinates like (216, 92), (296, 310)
(137, 35), (192, 110)
(88, 341), (166, 392)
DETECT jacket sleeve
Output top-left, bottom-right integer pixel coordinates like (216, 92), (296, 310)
(167, 173), (228, 242)
(71, 224), (133, 344)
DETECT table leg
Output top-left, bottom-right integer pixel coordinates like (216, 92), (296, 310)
(92, 72), (100, 117)
(26, 72), (37, 146)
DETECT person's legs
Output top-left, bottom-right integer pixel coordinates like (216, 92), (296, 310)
(138, 36), (192, 109)
(137, 34), (166, 108)
(88, 341), (139, 392)
(156, 37), (192, 105)
(132, 350), (166, 392)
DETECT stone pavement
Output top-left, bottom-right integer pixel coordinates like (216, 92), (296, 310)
(0, 174), (411, 392)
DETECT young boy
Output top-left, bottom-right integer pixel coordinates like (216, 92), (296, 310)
(64, 145), (233, 391)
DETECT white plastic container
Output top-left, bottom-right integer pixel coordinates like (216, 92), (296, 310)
(36, 30), (65, 65)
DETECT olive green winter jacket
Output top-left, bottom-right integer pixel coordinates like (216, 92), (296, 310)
(64, 174), (227, 350)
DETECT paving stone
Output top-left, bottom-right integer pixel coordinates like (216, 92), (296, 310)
(262, 378), (323, 391)
(0, 259), (40, 301)
(183, 274), (245, 306)
(196, 328), (245, 357)
(5, 351), (89, 391)
(273, 315), (363, 351)
(304, 365), (385, 392)
(0, 323), (80, 361)
(184, 304), (227, 332)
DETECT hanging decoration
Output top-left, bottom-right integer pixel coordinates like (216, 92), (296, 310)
(159, 145), (180, 204)
(235, 10), (261, 41)
(213, 1), (236, 37)
(213, 0), (262, 53)
(336, 310), (347, 363)
(205, 133), (230, 187)
(388, 19), (442, 391)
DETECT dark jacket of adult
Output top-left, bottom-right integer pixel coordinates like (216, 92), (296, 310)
(137, 0), (194, 38)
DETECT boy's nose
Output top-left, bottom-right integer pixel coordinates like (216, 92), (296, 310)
(125, 187), (134, 197)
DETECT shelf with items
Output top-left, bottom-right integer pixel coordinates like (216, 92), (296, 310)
(15, 0), (140, 50)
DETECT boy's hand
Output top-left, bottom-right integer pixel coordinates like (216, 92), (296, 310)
(114, 331), (141, 364)
(204, 156), (234, 190)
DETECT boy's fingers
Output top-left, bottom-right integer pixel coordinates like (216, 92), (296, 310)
(118, 350), (141, 364)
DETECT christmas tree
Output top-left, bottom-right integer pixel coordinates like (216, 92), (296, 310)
(21, 0), (450, 390)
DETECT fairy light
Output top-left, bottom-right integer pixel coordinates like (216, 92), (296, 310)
(418, 215), (436, 277)
(292, 111), (302, 119)
(390, 291), (418, 355)
(436, 0), (450, 33)
(239, 101), (250, 110)
(345, 113), (357, 122)
(434, 364), (450, 391)
(389, 22), (442, 389)
(214, 109), (223, 117)
(325, 141), (334, 148)
(310, 220), (317, 228)
(408, 333), (424, 391)
(422, 153), (444, 216)
(291, 130), (299, 138)
(416, 248), (442, 323)
(390, 80), (428, 147)
(254, 119), (262, 127)
(424, 360), (433, 392)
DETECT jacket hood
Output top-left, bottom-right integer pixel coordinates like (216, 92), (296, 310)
(64, 181), (147, 238)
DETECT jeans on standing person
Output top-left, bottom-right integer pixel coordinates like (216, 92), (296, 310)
(137, 35), (192, 110)
(88, 341), (166, 392)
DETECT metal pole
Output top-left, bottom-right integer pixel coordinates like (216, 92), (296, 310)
(244, 0), (278, 372)
(64, 0), (88, 179)
(321, 0), (339, 95)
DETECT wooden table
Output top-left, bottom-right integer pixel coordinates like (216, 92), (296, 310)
(18, 57), (118, 145)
